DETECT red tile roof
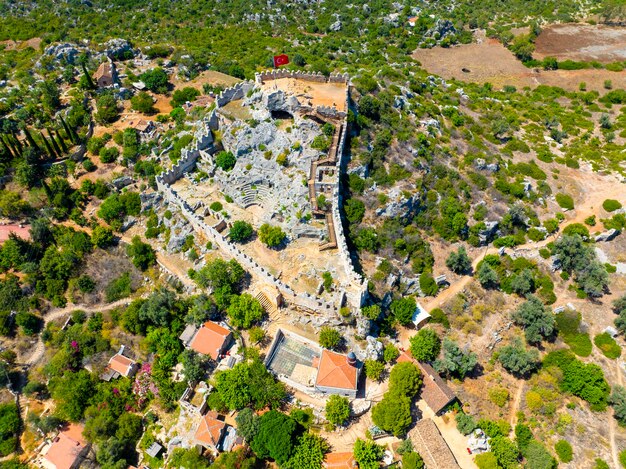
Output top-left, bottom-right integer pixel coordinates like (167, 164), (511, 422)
(42, 423), (87, 469)
(324, 452), (357, 468)
(194, 411), (226, 448)
(108, 353), (136, 377)
(315, 350), (358, 390)
(190, 321), (231, 360)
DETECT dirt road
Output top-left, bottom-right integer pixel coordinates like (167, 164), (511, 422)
(23, 298), (132, 366)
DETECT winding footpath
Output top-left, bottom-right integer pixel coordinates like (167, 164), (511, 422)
(23, 298), (132, 366)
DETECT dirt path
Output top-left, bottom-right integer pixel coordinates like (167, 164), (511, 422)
(424, 235), (556, 311)
(508, 382), (525, 430)
(610, 359), (623, 468)
(23, 298), (132, 366)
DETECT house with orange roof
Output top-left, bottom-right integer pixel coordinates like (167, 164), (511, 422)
(182, 321), (233, 360)
(314, 349), (361, 398)
(194, 410), (227, 453)
(324, 451), (357, 468)
(40, 423), (90, 469)
(101, 346), (139, 381)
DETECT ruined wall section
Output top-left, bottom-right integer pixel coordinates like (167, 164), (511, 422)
(158, 120), (213, 185)
(215, 81), (256, 108)
(330, 109), (368, 308)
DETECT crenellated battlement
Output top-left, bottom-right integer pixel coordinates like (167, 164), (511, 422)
(215, 80), (256, 108)
(255, 70), (350, 85)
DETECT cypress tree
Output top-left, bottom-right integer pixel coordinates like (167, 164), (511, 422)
(9, 133), (22, 155)
(41, 179), (52, 202)
(23, 127), (41, 152)
(81, 63), (95, 89)
(47, 129), (63, 158)
(0, 135), (14, 160)
(54, 128), (68, 153)
(59, 115), (77, 144)
(40, 132), (57, 159)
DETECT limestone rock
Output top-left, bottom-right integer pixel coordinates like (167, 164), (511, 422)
(364, 335), (384, 360)
(595, 228), (620, 242)
(329, 20), (342, 32)
(375, 187), (418, 219)
(102, 38), (134, 59)
(111, 176), (134, 190)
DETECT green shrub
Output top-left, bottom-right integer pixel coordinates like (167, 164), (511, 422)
(419, 271), (439, 296)
(562, 223), (589, 238)
(210, 201), (223, 212)
(555, 439), (573, 463)
(215, 151), (236, 171)
(83, 158), (96, 172)
(555, 310), (592, 357)
(99, 146), (119, 164)
(594, 332), (621, 359)
(489, 387), (510, 407)
(229, 221), (254, 242)
(105, 272), (132, 302)
(603, 199), (622, 212)
(430, 308), (450, 329)
(556, 193), (574, 210)
(475, 452), (499, 469)
(258, 224), (286, 248)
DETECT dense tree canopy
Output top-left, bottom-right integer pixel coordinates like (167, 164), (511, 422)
(214, 359), (286, 410)
(409, 328), (441, 362)
(512, 295), (555, 344)
(250, 410), (300, 465)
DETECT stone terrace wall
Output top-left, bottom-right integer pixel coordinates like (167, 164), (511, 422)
(255, 70), (350, 85)
(215, 81), (256, 108)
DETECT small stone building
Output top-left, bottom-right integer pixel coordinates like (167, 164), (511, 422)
(180, 321), (233, 360)
(408, 418), (461, 469)
(100, 346), (139, 381)
(194, 411), (226, 453)
(94, 61), (117, 88)
(397, 351), (457, 415)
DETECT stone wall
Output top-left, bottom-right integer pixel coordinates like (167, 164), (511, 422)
(255, 70), (349, 85)
(158, 120), (213, 185)
(215, 81), (256, 108)
(330, 112), (369, 308)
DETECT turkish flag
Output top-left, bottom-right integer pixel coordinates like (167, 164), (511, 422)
(273, 54), (289, 68)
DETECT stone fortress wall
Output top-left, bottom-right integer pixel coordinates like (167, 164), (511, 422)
(156, 72), (367, 311)
(255, 70), (350, 85)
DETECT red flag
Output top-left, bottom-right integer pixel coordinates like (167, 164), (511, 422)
(273, 54), (289, 68)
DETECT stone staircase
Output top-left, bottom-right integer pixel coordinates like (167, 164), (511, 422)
(256, 291), (279, 319)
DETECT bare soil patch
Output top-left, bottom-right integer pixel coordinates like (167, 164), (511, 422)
(170, 69), (241, 90)
(0, 37), (41, 51)
(535, 23), (626, 62)
(261, 78), (347, 111)
(412, 30), (626, 93)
